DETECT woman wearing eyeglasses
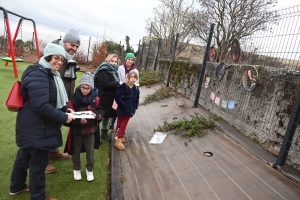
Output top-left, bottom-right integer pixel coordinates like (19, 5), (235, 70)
(9, 43), (74, 200)
(93, 54), (122, 142)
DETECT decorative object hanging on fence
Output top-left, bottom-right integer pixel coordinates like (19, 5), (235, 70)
(241, 66), (258, 92)
(215, 62), (226, 81)
(231, 39), (240, 62)
(208, 46), (217, 62)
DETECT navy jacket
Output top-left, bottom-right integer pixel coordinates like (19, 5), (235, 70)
(115, 83), (139, 116)
(16, 64), (68, 150)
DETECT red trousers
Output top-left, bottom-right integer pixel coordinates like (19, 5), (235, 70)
(116, 115), (132, 139)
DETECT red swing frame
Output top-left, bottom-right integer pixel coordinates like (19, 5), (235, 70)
(0, 6), (40, 78)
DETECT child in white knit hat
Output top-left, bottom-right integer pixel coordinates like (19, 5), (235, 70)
(65, 72), (104, 181)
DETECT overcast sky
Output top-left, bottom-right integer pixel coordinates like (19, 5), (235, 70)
(0, 0), (299, 54)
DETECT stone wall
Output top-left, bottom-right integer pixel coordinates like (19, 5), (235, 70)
(150, 59), (300, 170)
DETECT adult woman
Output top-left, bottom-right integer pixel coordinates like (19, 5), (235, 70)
(9, 43), (74, 200)
(94, 54), (122, 142)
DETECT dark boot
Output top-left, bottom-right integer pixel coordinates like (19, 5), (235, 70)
(101, 129), (111, 142)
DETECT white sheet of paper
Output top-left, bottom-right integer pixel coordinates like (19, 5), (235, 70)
(149, 132), (167, 144)
(68, 111), (95, 119)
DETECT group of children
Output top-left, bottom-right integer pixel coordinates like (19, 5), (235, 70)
(66, 56), (139, 182)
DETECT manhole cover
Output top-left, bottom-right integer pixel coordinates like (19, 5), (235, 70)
(203, 151), (213, 157)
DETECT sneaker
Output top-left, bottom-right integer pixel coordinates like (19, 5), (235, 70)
(73, 170), (82, 180)
(45, 163), (56, 174)
(49, 149), (70, 160)
(45, 197), (57, 200)
(9, 184), (29, 195)
(86, 169), (94, 181)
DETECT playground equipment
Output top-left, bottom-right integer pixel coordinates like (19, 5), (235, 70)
(0, 6), (40, 78)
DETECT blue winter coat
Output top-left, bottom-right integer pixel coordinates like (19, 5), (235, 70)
(115, 83), (139, 116)
(16, 64), (68, 150)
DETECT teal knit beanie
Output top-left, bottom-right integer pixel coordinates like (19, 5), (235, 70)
(125, 52), (136, 60)
(43, 43), (66, 58)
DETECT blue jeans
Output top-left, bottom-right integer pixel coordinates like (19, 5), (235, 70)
(10, 147), (48, 200)
(110, 117), (116, 128)
(102, 117), (109, 129)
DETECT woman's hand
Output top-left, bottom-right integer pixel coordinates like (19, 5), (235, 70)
(66, 114), (75, 123)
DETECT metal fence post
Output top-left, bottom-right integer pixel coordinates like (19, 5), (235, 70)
(139, 42), (145, 66)
(154, 38), (161, 71)
(145, 40), (152, 71)
(275, 85), (300, 167)
(194, 23), (215, 108)
(166, 33), (179, 87)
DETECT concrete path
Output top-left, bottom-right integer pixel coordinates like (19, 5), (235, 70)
(111, 84), (300, 200)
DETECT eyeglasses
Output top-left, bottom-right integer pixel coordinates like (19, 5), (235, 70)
(53, 56), (66, 63)
(80, 86), (91, 91)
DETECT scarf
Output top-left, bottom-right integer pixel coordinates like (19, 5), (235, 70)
(38, 57), (69, 109)
(124, 62), (136, 76)
(93, 62), (119, 82)
(74, 87), (96, 106)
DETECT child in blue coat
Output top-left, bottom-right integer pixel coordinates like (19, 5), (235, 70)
(114, 71), (140, 150)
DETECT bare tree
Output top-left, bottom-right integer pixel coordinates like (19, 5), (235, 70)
(190, 0), (278, 61)
(145, 0), (195, 58)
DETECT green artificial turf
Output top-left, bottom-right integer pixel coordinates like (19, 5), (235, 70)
(0, 60), (110, 200)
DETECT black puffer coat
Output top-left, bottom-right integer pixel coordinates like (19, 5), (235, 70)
(16, 63), (68, 150)
(95, 70), (119, 118)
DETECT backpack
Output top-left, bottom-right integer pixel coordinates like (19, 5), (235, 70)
(6, 81), (23, 112)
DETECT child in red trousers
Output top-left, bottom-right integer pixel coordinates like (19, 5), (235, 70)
(114, 71), (140, 150)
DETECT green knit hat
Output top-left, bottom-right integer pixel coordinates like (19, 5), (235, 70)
(43, 43), (66, 58)
(125, 52), (136, 60)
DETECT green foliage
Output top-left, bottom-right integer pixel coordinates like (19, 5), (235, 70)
(139, 70), (163, 86)
(105, 40), (121, 54)
(143, 86), (175, 104)
(0, 60), (110, 200)
(156, 113), (216, 137)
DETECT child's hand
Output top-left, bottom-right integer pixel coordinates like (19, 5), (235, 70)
(80, 118), (87, 124)
(67, 108), (74, 113)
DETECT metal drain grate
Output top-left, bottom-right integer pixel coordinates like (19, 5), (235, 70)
(203, 151), (213, 157)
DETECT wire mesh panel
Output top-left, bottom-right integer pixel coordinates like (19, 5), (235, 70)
(199, 6), (300, 169)
(152, 5), (300, 169)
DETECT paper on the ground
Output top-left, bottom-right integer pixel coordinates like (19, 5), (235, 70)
(67, 111), (95, 119)
(149, 132), (167, 144)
